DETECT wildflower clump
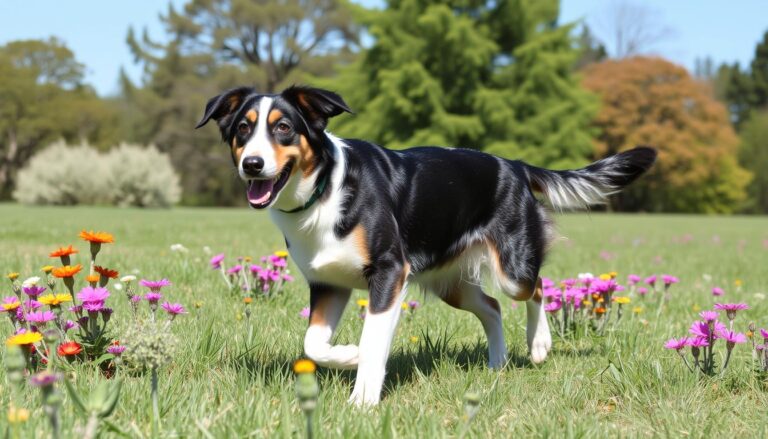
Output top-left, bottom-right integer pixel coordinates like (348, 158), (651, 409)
(210, 250), (295, 300)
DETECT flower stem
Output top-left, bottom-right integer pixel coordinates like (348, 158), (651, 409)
(151, 367), (160, 435)
(678, 351), (694, 373)
(721, 348), (733, 375)
(306, 410), (314, 439)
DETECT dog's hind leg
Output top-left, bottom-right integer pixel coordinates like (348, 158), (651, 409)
(304, 284), (358, 369)
(524, 279), (551, 364)
(440, 281), (507, 368)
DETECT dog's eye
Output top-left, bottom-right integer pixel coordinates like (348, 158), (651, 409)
(275, 122), (292, 134)
(237, 121), (251, 135)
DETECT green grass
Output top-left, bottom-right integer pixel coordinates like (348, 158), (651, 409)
(1, 204), (767, 438)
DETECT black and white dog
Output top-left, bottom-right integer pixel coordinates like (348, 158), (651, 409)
(197, 86), (656, 406)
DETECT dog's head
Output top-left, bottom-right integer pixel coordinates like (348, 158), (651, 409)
(196, 86), (351, 209)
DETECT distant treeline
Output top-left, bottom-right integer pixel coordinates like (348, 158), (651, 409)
(1, 0), (766, 213)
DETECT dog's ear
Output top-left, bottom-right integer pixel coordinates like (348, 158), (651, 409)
(195, 86), (254, 129)
(281, 85), (352, 131)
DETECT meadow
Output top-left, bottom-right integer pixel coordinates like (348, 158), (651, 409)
(1, 203), (767, 438)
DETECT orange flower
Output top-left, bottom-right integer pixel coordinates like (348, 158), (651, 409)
(57, 341), (82, 356)
(79, 230), (114, 244)
(293, 359), (316, 374)
(49, 245), (78, 258)
(243, 297), (253, 304)
(52, 265), (82, 278)
(94, 266), (119, 279)
(595, 307), (607, 315)
(85, 274), (100, 283)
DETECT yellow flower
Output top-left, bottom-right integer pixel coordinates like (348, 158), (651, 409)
(52, 264), (82, 279)
(1, 299), (21, 311)
(6, 272), (19, 280)
(599, 273), (612, 281)
(747, 330), (754, 338)
(6, 332), (42, 346)
(356, 299), (368, 308)
(608, 271), (618, 279)
(692, 304), (701, 312)
(38, 293), (73, 306)
(293, 359), (316, 374)
(244, 256), (252, 263)
(401, 302), (408, 310)
(7, 407), (30, 424)
(274, 250), (289, 258)
(194, 301), (203, 309)
(613, 296), (631, 305)
(409, 336), (419, 344)
(85, 274), (100, 283)
(735, 279), (743, 287)
(582, 300), (592, 308)
(41, 265), (54, 273)
(633, 307), (643, 314)
(597, 297), (604, 304)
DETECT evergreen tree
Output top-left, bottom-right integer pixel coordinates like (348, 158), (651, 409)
(331, 0), (597, 169)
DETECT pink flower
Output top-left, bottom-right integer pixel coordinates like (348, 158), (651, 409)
(299, 307), (310, 319)
(161, 302), (186, 319)
(699, 310), (718, 322)
(544, 301), (562, 313)
(249, 265), (262, 275)
(23, 300), (42, 311)
(759, 328), (768, 342)
(25, 310), (56, 324)
(64, 320), (78, 331)
(541, 277), (555, 288)
(282, 274), (294, 282)
(543, 287), (561, 299)
(662, 275), (679, 286)
(711, 287), (724, 297)
(107, 345), (126, 356)
(22, 285), (46, 298)
(644, 275), (657, 287)
(139, 279), (172, 291)
(408, 300), (420, 310)
(83, 301), (104, 312)
(210, 253), (225, 269)
(77, 286), (110, 303)
(664, 337), (688, 351)
(226, 265), (242, 275)
(714, 303), (749, 320)
(689, 320), (726, 339)
(716, 329), (747, 349)
(271, 257), (287, 268)
(130, 294), (141, 303)
(636, 287), (648, 296)
(686, 337), (709, 348)
(627, 274), (641, 285)
(145, 292), (163, 303)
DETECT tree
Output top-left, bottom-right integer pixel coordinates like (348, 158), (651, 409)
(738, 111), (768, 213)
(591, 0), (673, 59)
(0, 38), (117, 198)
(583, 57), (751, 213)
(750, 30), (768, 110)
(330, 0), (598, 170)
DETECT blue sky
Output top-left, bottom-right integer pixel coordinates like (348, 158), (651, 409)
(1, 0), (765, 96)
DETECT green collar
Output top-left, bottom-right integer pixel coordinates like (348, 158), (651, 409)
(277, 171), (331, 214)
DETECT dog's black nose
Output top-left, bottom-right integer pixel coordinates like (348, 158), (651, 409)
(242, 156), (265, 176)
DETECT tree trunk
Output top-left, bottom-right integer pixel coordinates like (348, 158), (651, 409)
(0, 130), (19, 199)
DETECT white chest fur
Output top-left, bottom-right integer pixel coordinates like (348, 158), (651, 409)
(269, 135), (368, 290)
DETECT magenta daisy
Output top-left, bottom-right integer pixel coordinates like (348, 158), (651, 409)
(210, 253), (225, 269)
(408, 300), (420, 310)
(711, 287), (724, 297)
(714, 303), (749, 320)
(23, 299), (42, 311)
(29, 371), (62, 388)
(636, 287), (648, 296)
(544, 301), (562, 313)
(627, 274), (641, 285)
(161, 302), (186, 320)
(107, 345), (127, 356)
(25, 310), (56, 324)
(686, 337), (709, 348)
(282, 274), (294, 282)
(82, 301), (104, 312)
(717, 329), (747, 347)
(139, 279), (172, 292)
(22, 285), (46, 298)
(145, 292), (163, 303)
(760, 328), (768, 342)
(77, 286), (110, 303)
(664, 337), (688, 351)
(689, 320), (726, 339)
(299, 307), (310, 319)
(64, 320), (79, 331)
(699, 310), (718, 322)
(226, 265), (242, 275)
(644, 275), (657, 287)
(541, 277), (555, 288)
(662, 274), (679, 286)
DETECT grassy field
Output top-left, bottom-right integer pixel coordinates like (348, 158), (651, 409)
(1, 203), (767, 438)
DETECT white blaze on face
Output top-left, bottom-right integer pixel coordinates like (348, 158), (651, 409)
(239, 97), (276, 180)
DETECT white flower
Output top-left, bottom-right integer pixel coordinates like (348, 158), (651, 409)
(114, 283), (123, 291)
(22, 276), (41, 288)
(202, 246), (211, 255)
(131, 269), (141, 274)
(577, 273), (594, 280)
(120, 275), (137, 283)
(170, 243), (188, 253)
(702, 274), (712, 282)
(754, 293), (766, 300)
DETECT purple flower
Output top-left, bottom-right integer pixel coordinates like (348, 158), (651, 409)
(250, 265), (262, 275)
(541, 277), (555, 288)
(64, 320), (78, 332)
(69, 305), (83, 314)
(25, 310), (56, 324)
(210, 253), (225, 269)
(644, 275), (657, 287)
(226, 265), (242, 275)
(77, 286), (110, 303)
(714, 303), (749, 320)
(145, 292), (163, 303)
(662, 274), (679, 286)
(107, 345), (127, 356)
(22, 285), (46, 298)
(544, 301), (562, 313)
(711, 287), (724, 297)
(699, 310), (718, 322)
(282, 274), (294, 282)
(139, 279), (172, 292)
(29, 371), (62, 388)
(130, 294), (141, 303)
(271, 257), (287, 268)
(717, 329), (747, 349)
(627, 274), (641, 285)
(543, 287), (561, 298)
(760, 328), (768, 342)
(161, 302), (187, 318)
(23, 300), (41, 311)
(686, 337), (709, 348)
(101, 307), (113, 323)
(83, 301), (104, 312)
(268, 270), (280, 282)
(408, 300), (420, 310)
(664, 337), (688, 351)
(689, 320), (726, 339)
(637, 287), (648, 296)
(299, 307), (310, 319)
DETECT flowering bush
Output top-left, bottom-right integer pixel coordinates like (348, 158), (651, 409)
(13, 141), (181, 207)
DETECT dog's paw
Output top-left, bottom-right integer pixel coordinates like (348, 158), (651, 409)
(348, 386), (380, 407)
(529, 331), (552, 364)
(306, 344), (359, 370)
(488, 351), (508, 369)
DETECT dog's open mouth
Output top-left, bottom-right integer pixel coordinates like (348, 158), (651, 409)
(247, 161), (294, 209)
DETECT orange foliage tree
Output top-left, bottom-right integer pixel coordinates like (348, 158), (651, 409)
(583, 57), (751, 213)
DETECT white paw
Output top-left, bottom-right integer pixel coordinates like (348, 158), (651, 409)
(348, 386), (380, 407)
(306, 344), (359, 370)
(529, 332), (552, 364)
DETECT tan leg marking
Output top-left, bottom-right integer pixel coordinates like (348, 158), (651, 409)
(350, 224), (370, 265)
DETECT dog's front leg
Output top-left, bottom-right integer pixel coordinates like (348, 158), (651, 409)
(349, 260), (410, 407)
(304, 284), (358, 369)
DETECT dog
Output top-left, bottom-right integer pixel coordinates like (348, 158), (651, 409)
(196, 85), (656, 406)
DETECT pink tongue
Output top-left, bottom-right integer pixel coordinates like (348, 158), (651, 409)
(248, 179), (274, 205)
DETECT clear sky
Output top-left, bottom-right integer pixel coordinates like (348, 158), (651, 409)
(1, 0), (765, 96)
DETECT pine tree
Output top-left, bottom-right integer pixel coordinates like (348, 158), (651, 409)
(330, 0), (597, 169)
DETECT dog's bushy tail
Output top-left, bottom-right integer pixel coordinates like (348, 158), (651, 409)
(524, 146), (657, 210)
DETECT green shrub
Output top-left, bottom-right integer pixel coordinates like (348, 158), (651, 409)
(13, 142), (181, 207)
